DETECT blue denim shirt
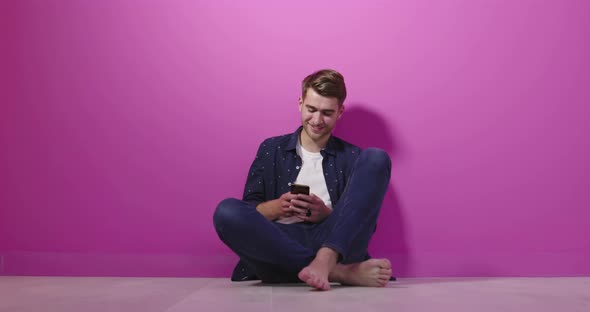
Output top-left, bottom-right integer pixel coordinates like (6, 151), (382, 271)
(242, 127), (362, 206)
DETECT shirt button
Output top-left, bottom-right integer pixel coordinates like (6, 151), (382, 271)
(288, 182), (292, 186)
(296, 166), (300, 170)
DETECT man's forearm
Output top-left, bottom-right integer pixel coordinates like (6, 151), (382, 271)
(256, 199), (281, 221)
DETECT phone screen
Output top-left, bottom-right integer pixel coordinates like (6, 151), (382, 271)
(290, 184), (310, 195)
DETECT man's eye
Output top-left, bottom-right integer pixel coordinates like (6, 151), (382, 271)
(308, 109), (316, 112)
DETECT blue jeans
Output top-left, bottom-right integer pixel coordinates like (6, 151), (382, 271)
(213, 148), (391, 283)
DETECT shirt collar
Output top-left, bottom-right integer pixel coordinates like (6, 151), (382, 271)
(285, 126), (337, 156)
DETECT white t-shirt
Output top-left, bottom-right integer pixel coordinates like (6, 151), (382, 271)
(276, 141), (333, 224)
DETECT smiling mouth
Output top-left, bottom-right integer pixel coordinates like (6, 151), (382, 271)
(310, 125), (324, 133)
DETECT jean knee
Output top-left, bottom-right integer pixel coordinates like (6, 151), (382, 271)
(213, 198), (243, 232)
(361, 147), (391, 170)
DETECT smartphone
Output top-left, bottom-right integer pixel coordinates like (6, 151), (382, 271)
(290, 184), (311, 217)
(290, 183), (310, 195)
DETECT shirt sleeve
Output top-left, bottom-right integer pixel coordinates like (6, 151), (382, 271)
(242, 140), (267, 206)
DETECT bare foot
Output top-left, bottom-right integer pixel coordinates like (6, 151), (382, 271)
(330, 258), (392, 287)
(298, 248), (338, 290)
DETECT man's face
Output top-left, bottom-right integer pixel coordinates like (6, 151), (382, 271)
(299, 88), (344, 144)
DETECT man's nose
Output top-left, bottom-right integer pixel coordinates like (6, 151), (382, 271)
(311, 112), (321, 123)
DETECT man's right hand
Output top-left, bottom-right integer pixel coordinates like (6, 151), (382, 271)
(256, 192), (307, 221)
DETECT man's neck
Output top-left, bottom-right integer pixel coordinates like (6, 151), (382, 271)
(299, 132), (329, 153)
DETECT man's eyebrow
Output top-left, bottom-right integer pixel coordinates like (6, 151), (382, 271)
(305, 104), (335, 113)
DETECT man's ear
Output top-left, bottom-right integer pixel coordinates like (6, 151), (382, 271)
(337, 104), (345, 120)
(298, 97), (303, 112)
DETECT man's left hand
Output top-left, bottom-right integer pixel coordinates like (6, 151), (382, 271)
(290, 194), (332, 223)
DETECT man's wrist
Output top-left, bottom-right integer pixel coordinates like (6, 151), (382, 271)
(256, 199), (281, 221)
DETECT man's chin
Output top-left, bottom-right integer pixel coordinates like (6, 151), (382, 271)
(305, 127), (330, 141)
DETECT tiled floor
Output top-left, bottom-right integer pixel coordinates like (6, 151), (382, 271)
(0, 276), (588, 312)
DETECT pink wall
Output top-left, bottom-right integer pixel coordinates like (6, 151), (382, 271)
(1, 0), (589, 277)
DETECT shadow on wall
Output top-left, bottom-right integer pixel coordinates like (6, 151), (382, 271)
(334, 104), (411, 276)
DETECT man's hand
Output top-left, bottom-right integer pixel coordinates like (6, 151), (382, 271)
(256, 192), (307, 221)
(277, 192), (307, 218)
(290, 194), (332, 223)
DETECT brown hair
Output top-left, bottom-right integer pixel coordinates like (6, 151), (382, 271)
(301, 69), (347, 105)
